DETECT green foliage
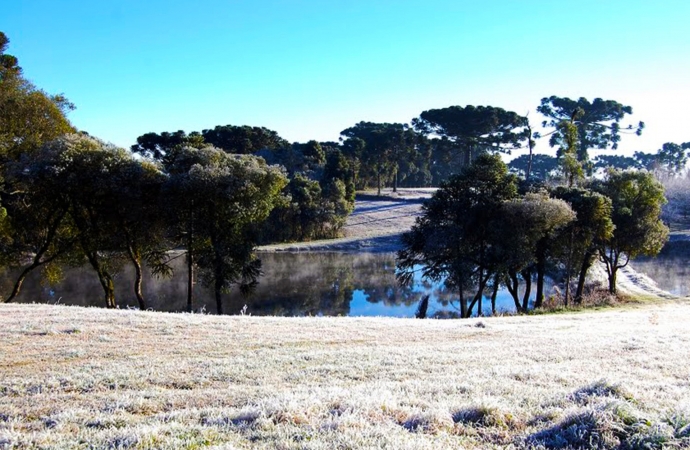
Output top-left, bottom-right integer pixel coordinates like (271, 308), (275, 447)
(593, 170), (669, 293)
(340, 121), (420, 194)
(551, 187), (614, 302)
(0, 35), (74, 163)
(508, 154), (559, 181)
(130, 130), (205, 162)
(499, 193), (576, 308)
(397, 154), (518, 317)
(412, 105), (528, 171)
(166, 146), (288, 313)
(595, 142), (690, 177)
(537, 96), (644, 164)
(260, 170), (354, 243)
(201, 124), (289, 154)
(556, 119), (585, 186)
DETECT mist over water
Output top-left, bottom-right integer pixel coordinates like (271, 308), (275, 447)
(4, 249), (684, 316)
(3, 252), (522, 317)
(631, 240), (690, 297)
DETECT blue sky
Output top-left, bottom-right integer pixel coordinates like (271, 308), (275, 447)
(4, 0), (689, 157)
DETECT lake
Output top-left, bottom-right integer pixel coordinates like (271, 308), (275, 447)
(628, 239), (690, 297)
(4, 252), (525, 317)
(3, 247), (685, 317)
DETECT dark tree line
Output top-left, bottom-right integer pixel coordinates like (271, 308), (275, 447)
(2, 134), (289, 313)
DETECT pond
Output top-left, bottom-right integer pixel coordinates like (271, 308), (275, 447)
(3, 252), (528, 317)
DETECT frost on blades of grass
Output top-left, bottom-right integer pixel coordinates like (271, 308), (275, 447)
(1, 302), (690, 449)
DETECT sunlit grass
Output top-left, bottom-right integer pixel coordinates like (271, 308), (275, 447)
(1, 302), (689, 449)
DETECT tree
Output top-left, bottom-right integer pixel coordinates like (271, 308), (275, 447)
(130, 130), (204, 164)
(0, 32), (74, 163)
(340, 122), (416, 195)
(593, 154), (641, 172)
(593, 170), (669, 294)
(555, 118), (584, 187)
(166, 146), (288, 314)
(397, 154), (518, 318)
(508, 154), (559, 181)
(201, 125), (289, 154)
(550, 187), (614, 303)
(106, 158), (170, 309)
(498, 193), (575, 309)
(537, 96), (644, 165)
(653, 142), (690, 177)
(323, 147), (356, 205)
(412, 105), (528, 168)
(13, 135), (129, 308)
(1, 152), (79, 303)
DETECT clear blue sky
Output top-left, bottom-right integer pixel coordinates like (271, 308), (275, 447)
(4, 0), (689, 157)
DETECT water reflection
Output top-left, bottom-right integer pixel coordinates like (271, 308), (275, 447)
(631, 240), (690, 297)
(3, 252), (531, 317)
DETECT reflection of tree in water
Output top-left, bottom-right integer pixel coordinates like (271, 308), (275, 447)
(2, 251), (568, 316)
(353, 254), (416, 307)
(224, 253), (360, 316)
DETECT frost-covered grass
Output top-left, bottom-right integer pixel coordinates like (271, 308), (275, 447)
(1, 301), (690, 449)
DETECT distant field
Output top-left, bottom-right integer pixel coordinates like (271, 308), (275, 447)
(1, 301), (689, 449)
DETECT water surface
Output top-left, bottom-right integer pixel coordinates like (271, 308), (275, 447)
(4, 252), (523, 317)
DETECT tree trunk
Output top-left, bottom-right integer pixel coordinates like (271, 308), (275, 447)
(506, 270), (521, 312)
(393, 167), (398, 193)
(7, 265), (35, 303)
(603, 247), (620, 294)
(85, 251), (116, 309)
(521, 268), (532, 312)
(534, 245), (546, 309)
(575, 250), (594, 303)
(126, 244), (146, 310)
(466, 270), (489, 318)
(459, 289), (467, 319)
(564, 228), (575, 307)
(608, 267), (617, 294)
(377, 166), (382, 196)
(6, 210), (67, 303)
(490, 273), (500, 315)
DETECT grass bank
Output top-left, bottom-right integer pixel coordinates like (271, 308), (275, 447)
(1, 302), (689, 449)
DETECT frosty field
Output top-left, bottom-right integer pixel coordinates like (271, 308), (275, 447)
(1, 300), (689, 449)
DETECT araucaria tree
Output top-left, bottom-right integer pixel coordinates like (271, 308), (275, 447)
(537, 96), (644, 167)
(340, 122), (417, 195)
(593, 170), (668, 294)
(397, 154), (518, 318)
(412, 105), (527, 168)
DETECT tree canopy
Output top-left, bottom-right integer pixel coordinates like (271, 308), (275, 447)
(537, 96), (644, 164)
(592, 170), (668, 294)
(397, 154), (519, 317)
(412, 105), (528, 167)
